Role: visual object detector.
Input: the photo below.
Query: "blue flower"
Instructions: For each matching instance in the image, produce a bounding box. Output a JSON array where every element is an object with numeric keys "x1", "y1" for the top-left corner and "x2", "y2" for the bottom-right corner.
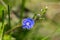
[{"x1": 22, "y1": 18, "x2": 35, "y2": 30}]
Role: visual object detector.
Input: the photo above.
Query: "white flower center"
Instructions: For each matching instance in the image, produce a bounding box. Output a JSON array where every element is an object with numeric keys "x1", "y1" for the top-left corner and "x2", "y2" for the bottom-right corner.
[{"x1": 26, "y1": 22, "x2": 30, "y2": 26}]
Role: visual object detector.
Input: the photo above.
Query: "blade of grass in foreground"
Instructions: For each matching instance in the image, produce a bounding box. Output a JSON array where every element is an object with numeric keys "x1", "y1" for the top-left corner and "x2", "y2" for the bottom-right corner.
[
  {"x1": 7, "y1": 5, "x2": 12, "y2": 40},
  {"x1": 20, "y1": 0, "x2": 26, "y2": 23},
  {"x1": 1, "y1": 10, "x2": 4, "y2": 40},
  {"x1": 8, "y1": 5, "x2": 11, "y2": 32}
]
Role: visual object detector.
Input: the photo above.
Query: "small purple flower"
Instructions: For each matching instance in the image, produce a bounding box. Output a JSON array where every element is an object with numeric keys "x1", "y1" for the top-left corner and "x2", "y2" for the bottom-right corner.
[{"x1": 22, "y1": 18, "x2": 35, "y2": 30}]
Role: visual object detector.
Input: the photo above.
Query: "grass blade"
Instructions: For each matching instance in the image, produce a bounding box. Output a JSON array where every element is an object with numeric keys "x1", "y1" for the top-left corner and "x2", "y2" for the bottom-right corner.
[
  {"x1": 20, "y1": 0, "x2": 26, "y2": 23},
  {"x1": 1, "y1": 10, "x2": 5, "y2": 40}
]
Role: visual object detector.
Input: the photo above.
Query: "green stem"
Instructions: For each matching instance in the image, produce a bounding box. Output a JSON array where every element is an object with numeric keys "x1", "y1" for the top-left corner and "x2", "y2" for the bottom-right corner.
[
  {"x1": 20, "y1": 0, "x2": 26, "y2": 23},
  {"x1": 5, "y1": 23, "x2": 21, "y2": 34},
  {"x1": 8, "y1": 5, "x2": 11, "y2": 30},
  {"x1": 7, "y1": 5, "x2": 11, "y2": 40},
  {"x1": 1, "y1": 10, "x2": 4, "y2": 40}
]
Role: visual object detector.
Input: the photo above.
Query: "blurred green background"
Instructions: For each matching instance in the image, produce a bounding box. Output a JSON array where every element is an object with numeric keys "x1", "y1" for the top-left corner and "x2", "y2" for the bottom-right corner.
[{"x1": 0, "y1": 0, "x2": 60, "y2": 40}]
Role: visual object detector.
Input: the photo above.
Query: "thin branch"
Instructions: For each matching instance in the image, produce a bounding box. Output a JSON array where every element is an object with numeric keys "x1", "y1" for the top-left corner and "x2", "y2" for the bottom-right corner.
[{"x1": 5, "y1": 23, "x2": 22, "y2": 34}]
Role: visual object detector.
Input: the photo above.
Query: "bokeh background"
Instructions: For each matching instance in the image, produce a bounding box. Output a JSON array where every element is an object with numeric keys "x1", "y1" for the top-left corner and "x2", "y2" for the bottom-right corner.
[{"x1": 0, "y1": 0, "x2": 60, "y2": 40}]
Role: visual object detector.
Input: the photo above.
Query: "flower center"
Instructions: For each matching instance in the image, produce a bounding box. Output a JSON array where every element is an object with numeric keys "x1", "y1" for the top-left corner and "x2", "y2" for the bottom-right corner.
[{"x1": 26, "y1": 22, "x2": 30, "y2": 26}]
